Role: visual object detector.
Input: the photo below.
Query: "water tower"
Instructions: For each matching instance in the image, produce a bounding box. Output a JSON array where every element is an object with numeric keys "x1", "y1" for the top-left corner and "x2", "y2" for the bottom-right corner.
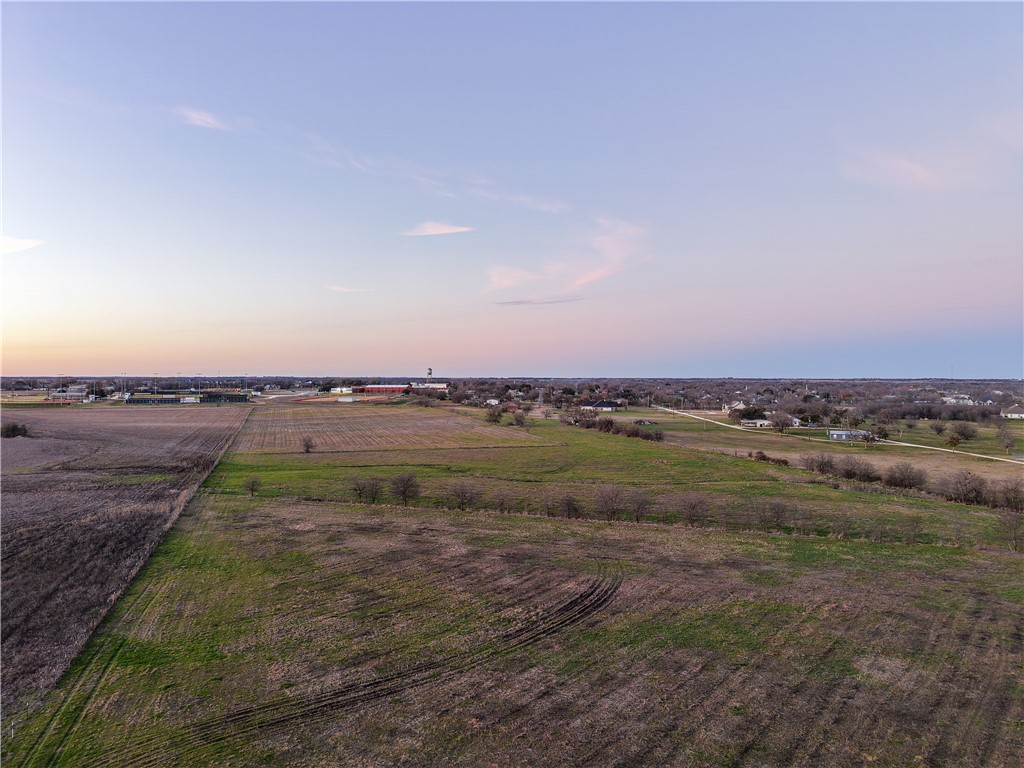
[{"x1": 427, "y1": 367, "x2": 433, "y2": 382}]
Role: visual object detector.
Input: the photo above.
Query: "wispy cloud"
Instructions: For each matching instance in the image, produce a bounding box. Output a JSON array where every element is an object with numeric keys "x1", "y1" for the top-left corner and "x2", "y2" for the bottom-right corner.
[
  {"x1": 487, "y1": 266, "x2": 540, "y2": 290},
  {"x1": 328, "y1": 285, "x2": 374, "y2": 294},
  {"x1": 570, "y1": 216, "x2": 647, "y2": 289},
  {"x1": 841, "y1": 149, "x2": 944, "y2": 190},
  {"x1": 468, "y1": 187, "x2": 569, "y2": 213},
  {"x1": 2, "y1": 235, "x2": 45, "y2": 255},
  {"x1": 175, "y1": 107, "x2": 230, "y2": 131},
  {"x1": 485, "y1": 216, "x2": 649, "y2": 296},
  {"x1": 840, "y1": 120, "x2": 1017, "y2": 192},
  {"x1": 403, "y1": 221, "x2": 474, "y2": 237},
  {"x1": 497, "y1": 295, "x2": 582, "y2": 306}
]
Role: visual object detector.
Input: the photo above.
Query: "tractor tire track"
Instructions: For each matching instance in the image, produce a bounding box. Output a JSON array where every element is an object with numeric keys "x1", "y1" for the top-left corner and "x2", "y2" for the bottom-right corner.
[{"x1": 75, "y1": 567, "x2": 622, "y2": 768}]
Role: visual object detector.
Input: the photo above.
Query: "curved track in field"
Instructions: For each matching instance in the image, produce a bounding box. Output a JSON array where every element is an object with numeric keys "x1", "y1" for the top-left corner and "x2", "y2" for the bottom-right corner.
[{"x1": 71, "y1": 565, "x2": 623, "y2": 768}]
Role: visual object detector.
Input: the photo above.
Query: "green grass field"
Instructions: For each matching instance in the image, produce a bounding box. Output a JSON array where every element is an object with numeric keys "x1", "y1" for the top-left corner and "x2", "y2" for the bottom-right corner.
[{"x1": 5, "y1": 403, "x2": 1022, "y2": 767}]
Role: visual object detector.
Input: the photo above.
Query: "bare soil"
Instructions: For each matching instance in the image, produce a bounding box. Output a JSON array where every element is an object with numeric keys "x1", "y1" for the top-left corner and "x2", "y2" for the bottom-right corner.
[{"x1": 0, "y1": 406, "x2": 250, "y2": 708}]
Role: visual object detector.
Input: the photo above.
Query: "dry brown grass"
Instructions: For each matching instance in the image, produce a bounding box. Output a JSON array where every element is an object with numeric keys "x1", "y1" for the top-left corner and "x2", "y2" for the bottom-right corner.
[
  {"x1": 233, "y1": 403, "x2": 552, "y2": 453},
  {"x1": 0, "y1": 406, "x2": 250, "y2": 709}
]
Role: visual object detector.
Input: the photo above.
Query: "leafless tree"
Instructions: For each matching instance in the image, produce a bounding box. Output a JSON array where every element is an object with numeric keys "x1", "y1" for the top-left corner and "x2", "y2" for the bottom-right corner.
[
  {"x1": 447, "y1": 480, "x2": 482, "y2": 510},
  {"x1": 243, "y1": 476, "x2": 262, "y2": 497},
  {"x1": 352, "y1": 476, "x2": 384, "y2": 503},
  {"x1": 491, "y1": 489, "x2": 515, "y2": 514},
  {"x1": 678, "y1": 492, "x2": 710, "y2": 526},
  {"x1": 999, "y1": 478, "x2": 1024, "y2": 514},
  {"x1": 627, "y1": 490, "x2": 653, "y2": 522},
  {"x1": 390, "y1": 472, "x2": 421, "y2": 506},
  {"x1": 950, "y1": 422, "x2": 978, "y2": 442},
  {"x1": 929, "y1": 421, "x2": 946, "y2": 436},
  {"x1": 945, "y1": 433, "x2": 962, "y2": 450},
  {"x1": 512, "y1": 411, "x2": 527, "y2": 427},
  {"x1": 485, "y1": 406, "x2": 503, "y2": 424},
  {"x1": 559, "y1": 493, "x2": 583, "y2": 519},
  {"x1": 770, "y1": 411, "x2": 794, "y2": 433},
  {"x1": 301, "y1": 436, "x2": 315, "y2": 453},
  {"x1": 997, "y1": 425, "x2": 1017, "y2": 455},
  {"x1": 997, "y1": 509, "x2": 1023, "y2": 552},
  {"x1": 594, "y1": 485, "x2": 624, "y2": 520},
  {"x1": 900, "y1": 515, "x2": 924, "y2": 545}
]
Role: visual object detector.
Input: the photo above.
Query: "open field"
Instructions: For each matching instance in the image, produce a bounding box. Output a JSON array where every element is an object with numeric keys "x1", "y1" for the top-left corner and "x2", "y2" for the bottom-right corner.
[
  {"x1": 1, "y1": 406, "x2": 251, "y2": 709},
  {"x1": 6, "y1": 495, "x2": 1022, "y2": 767},
  {"x1": 233, "y1": 402, "x2": 556, "y2": 453},
  {"x1": 625, "y1": 408, "x2": 1024, "y2": 487},
  {"x1": 5, "y1": 403, "x2": 1022, "y2": 766}
]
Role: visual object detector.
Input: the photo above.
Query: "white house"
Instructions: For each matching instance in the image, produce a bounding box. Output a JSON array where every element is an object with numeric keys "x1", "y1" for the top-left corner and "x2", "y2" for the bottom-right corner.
[{"x1": 1001, "y1": 405, "x2": 1024, "y2": 420}]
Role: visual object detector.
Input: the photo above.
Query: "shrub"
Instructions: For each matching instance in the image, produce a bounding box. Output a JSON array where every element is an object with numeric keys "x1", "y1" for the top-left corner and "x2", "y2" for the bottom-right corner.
[
  {"x1": 883, "y1": 462, "x2": 927, "y2": 490},
  {"x1": 929, "y1": 422, "x2": 946, "y2": 436},
  {"x1": 512, "y1": 411, "x2": 527, "y2": 427},
  {"x1": 998, "y1": 478, "x2": 1024, "y2": 514},
  {"x1": 301, "y1": 436, "x2": 315, "y2": 453},
  {"x1": 485, "y1": 406, "x2": 504, "y2": 424},
  {"x1": 836, "y1": 456, "x2": 879, "y2": 482},
  {"x1": 1, "y1": 422, "x2": 28, "y2": 438},
  {"x1": 801, "y1": 452, "x2": 836, "y2": 475},
  {"x1": 651, "y1": 429, "x2": 665, "y2": 442},
  {"x1": 950, "y1": 422, "x2": 978, "y2": 441},
  {"x1": 595, "y1": 417, "x2": 615, "y2": 433},
  {"x1": 942, "y1": 471, "x2": 989, "y2": 506}
]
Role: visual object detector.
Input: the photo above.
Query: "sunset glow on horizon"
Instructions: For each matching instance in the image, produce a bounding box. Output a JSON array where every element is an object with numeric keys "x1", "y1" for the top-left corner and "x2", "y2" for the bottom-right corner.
[{"x1": 3, "y1": 2, "x2": 1021, "y2": 378}]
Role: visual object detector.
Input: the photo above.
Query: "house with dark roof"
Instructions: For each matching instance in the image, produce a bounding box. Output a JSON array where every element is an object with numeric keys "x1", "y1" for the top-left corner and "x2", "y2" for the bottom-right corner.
[
  {"x1": 580, "y1": 400, "x2": 621, "y2": 412},
  {"x1": 1000, "y1": 405, "x2": 1024, "y2": 420}
]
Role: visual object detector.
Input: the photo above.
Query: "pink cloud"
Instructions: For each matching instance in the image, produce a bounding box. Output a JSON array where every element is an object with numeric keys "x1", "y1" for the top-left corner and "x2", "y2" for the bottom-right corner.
[
  {"x1": 487, "y1": 266, "x2": 539, "y2": 290},
  {"x1": 175, "y1": 107, "x2": 229, "y2": 131},
  {"x1": 569, "y1": 217, "x2": 647, "y2": 289},
  {"x1": 403, "y1": 221, "x2": 474, "y2": 237}
]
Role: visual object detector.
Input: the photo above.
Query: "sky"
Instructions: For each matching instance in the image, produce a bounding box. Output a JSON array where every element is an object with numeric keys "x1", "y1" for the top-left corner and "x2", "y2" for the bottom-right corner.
[{"x1": 2, "y1": 1, "x2": 1022, "y2": 378}]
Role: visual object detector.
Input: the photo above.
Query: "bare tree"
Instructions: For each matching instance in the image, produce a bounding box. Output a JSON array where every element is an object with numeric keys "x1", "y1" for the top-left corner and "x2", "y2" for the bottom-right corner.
[
  {"x1": 301, "y1": 436, "x2": 315, "y2": 453},
  {"x1": 559, "y1": 493, "x2": 583, "y2": 519},
  {"x1": 390, "y1": 472, "x2": 421, "y2": 506},
  {"x1": 485, "y1": 406, "x2": 503, "y2": 425},
  {"x1": 950, "y1": 422, "x2": 978, "y2": 442},
  {"x1": 945, "y1": 433, "x2": 962, "y2": 450},
  {"x1": 447, "y1": 480, "x2": 482, "y2": 510},
  {"x1": 243, "y1": 476, "x2": 262, "y2": 497},
  {"x1": 594, "y1": 485, "x2": 624, "y2": 520},
  {"x1": 770, "y1": 411, "x2": 794, "y2": 433},
  {"x1": 678, "y1": 492, "x2": 710, "y2": 527},
  {"x1": 900, "y1": 515, "x2": 924, "y2": 545},
  {"x1": 999, "y1": 478, "x2": 1024, "y2": 514},
  {"x1": 512, "y1": 411, "x2": 527, "y2": 427},
  {"x1": 627, "y1": 490, "x2": 653, "y2": 522},
  {"x1": 929, "y1": 421, "x2": 946, "y2": 436},
  {"x1": 997, "y1": 425, "x2": 1018, "y2": 455},
  {"x1": 491, "y1": 489, "x2": 515, "y2": 514},
  {"x1": 352, "y1": 476, "x2": 384, "y2": 503}
]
